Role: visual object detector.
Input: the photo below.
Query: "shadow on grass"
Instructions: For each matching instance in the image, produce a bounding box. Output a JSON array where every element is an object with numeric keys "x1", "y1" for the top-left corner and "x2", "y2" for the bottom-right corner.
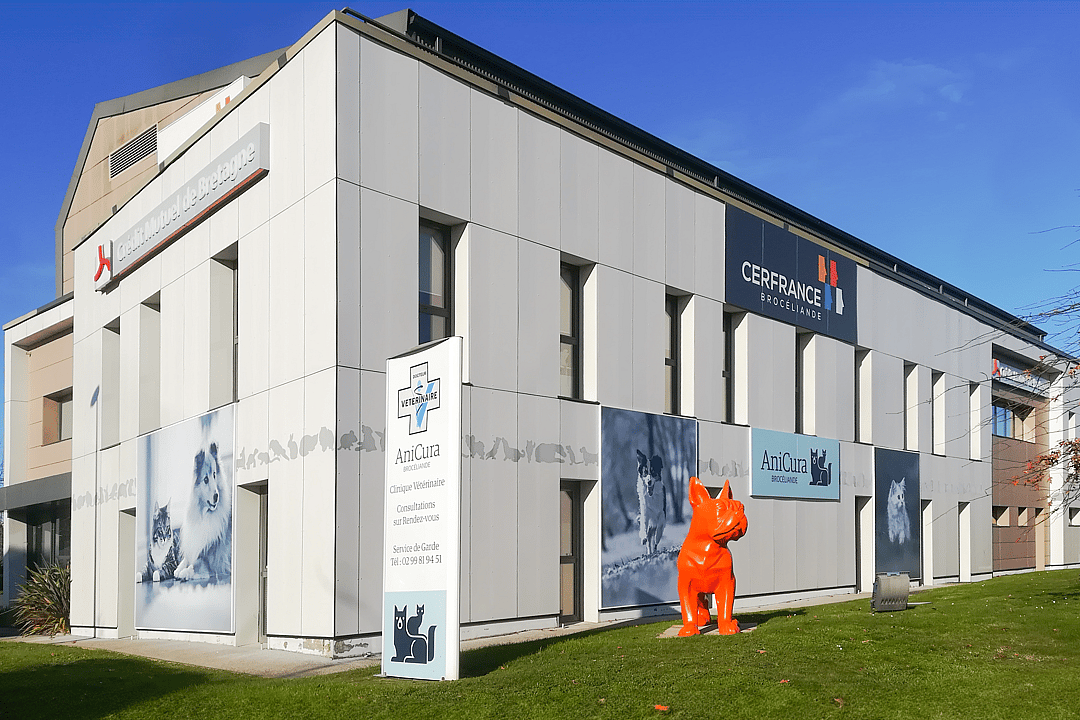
[
  {"x1": 736, "y1": 608, "x2": 805, "y2": 630},
  {"x1": 460, "y1": 622, "x2": 635, "y2": 679},
  {"x1": 1, "y1": 652, "x2": 212, "y2": 720},
  {"x1": 460, "y1": 610, "x2": 804, "y2": 678}
]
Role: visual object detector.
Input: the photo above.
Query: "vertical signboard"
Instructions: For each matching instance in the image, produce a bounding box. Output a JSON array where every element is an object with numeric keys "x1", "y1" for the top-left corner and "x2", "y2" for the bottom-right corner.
[
  {"x1": 874, "y1": 448, "x2": 921, "y2": 579},
  {"x1": 751, "y1": 428, "x2": 840, "y2": 500},
  {"x1": 382, "y1": 337, "x2": 462, "y2": 681}
]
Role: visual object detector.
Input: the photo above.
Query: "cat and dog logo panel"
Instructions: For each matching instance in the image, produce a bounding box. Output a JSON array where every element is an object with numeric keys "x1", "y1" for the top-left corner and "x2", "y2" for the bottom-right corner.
[
  {"x1": 383, "y1": 590, "x2": 445, "y2": 674},
  {"x1": 751, "y1": 428, "x2": 840, "y2": 501},
  {"x1": 136, "y1": 404, "x2": 235, "y2": 633}
]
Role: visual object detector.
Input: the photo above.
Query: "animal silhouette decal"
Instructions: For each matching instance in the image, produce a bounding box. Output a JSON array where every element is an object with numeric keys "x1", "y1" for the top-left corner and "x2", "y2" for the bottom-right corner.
[
  {"x1": 636, "y1": 449, "x2": 667, "y2": 555},
  {"x1": 676, "y1": 477, "x2": 748, "y2": 636},
  {"x1": 390, "y1": 604, "x2": 437, "y2": 664}
]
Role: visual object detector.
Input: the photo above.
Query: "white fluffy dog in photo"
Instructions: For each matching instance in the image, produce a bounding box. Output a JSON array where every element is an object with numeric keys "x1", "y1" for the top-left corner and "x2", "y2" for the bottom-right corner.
[{"x1": 175, "y1": 441, "x2": 232, "y2": 581}]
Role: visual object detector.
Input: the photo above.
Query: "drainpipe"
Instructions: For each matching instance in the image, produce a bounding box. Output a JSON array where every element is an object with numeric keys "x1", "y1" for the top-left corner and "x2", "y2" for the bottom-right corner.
[{"x1": 90, "y1": 386, "x2": 100, "y2": 638}]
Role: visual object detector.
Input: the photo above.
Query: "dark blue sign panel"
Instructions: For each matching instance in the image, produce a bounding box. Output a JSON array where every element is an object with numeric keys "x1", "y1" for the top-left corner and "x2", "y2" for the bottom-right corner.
[
  {"x1": 725, "y1": 206, "x2": 858, "y2": 344},
  {"x1": 751, "y1": 428, "x2": 840, "y2": 500}
]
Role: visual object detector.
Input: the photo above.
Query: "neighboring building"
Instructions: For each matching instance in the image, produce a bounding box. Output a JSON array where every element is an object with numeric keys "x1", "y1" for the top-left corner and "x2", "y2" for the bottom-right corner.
[{"x1": 2, "y1": 8, "x2": 1078, "y2": 655}]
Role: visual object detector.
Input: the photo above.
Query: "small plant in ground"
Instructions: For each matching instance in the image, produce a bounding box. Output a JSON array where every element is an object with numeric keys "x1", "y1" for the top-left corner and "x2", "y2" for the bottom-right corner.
[{"x1": 13, "y1": 563, "x2": 70, "y2": 636}]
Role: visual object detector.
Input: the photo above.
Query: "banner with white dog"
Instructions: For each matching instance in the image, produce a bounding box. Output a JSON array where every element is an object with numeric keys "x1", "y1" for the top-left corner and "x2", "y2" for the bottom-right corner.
[
  {"x1": 600, "y1": 407, "x2": 696, "y2": 609},
  {"x1": 136, "y1": 405, "x2": 235, "y2": 633}
]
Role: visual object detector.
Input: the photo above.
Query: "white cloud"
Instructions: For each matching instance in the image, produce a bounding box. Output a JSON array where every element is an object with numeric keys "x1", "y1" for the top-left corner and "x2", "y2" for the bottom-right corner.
[{"x1": 813, "y1": 60, "x2": 968, "y2": 126}]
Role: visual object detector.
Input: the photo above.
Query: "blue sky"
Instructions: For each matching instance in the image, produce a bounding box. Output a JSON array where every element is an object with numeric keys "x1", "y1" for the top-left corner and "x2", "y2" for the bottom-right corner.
[{"x1": 1, "y1": 1, "x2": 1078, "y2": 348}]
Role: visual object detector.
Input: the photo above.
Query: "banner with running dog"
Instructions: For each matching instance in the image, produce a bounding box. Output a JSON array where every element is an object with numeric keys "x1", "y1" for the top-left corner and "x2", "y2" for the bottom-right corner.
[
  {"x1": 600, "y1": 407, "x2": 696, "y2": 609},
  {"x1": 136, "y1": 405, "x2": 235, "y2": 633}
]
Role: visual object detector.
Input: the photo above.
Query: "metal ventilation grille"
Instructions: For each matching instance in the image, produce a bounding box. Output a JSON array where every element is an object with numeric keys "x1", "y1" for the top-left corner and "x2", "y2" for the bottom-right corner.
[{"x1": 109, "y1": 125, "x2": 158, "y2": 179}]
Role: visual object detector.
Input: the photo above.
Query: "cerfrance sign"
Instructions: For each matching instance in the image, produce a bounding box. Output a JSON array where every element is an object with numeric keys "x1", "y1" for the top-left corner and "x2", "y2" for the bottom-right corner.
[
  {"x1": 751, "y1": 428, "x2": 840, "y2": 501},
  {"x1": 94, "y1": 123, "x2": 269, "y2": 291},
  {"x1": 382, "y1": 336, "x2": 462, "y2": 681},
  {"x1": 725, "y1": 205, "x2": 858, "y2": 344}
]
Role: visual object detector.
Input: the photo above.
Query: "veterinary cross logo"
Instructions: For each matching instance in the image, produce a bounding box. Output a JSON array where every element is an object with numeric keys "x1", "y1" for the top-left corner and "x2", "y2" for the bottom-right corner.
[
  {"x1": 94, "y1": 241, "x2": 112, "y2": 289},
  {"x1": 398, "y1": 362, "x2": 441, "y2": 435}
]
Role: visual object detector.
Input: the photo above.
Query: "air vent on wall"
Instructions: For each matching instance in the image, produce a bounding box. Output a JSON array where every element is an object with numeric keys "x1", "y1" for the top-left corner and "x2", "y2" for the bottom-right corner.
[{"x1": 109, "y1": 125, "x2": 158, "y2": 179}]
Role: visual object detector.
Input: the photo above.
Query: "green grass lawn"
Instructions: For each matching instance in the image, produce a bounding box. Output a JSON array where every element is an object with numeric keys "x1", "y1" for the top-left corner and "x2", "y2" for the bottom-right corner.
[{"x1": 2, "y1": 570, "x2": 1079, "y2": 719}]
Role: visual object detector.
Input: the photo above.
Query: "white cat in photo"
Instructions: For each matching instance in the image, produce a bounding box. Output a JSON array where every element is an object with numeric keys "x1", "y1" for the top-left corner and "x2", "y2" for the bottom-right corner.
[{"x1": 887, "y1": 477, "x2": 910, "y2": 544}]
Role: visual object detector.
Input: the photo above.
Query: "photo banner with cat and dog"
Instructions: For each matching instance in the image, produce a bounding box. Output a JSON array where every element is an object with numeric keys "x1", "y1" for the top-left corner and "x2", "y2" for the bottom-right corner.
[
  {"x1": 136, "y1": 404, "x2": 235, "y2": 633},
  {"x1": 600, "y1": 407, "x2": 696, "y2": 609},
  {"x1": 382, "y1": 336, "x2": 462, "y2": 681}
]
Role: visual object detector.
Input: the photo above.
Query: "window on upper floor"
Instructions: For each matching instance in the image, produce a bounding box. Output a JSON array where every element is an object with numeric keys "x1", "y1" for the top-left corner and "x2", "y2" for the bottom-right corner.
[
  {"x1": 665, "y1": 294, "x2": 680, "y2": 415},
  {"x1": 419, "y1": 221, "x2": 452, "y2": 345},
  {"x1": 560, "y1": 263, "x2": 582, "y2": 399},
  {"x1": 723, "y1": 311, "x2": 739, "y2": 423},
  {"x1": 855, "y1": 348, "x2": 869, "y2": 442},
  {"x1": 43, "y1": 390, "x2": 73, "y2": 445},
  {"x1": 795, "y1": 331, "x2": 812, "y2": 434},
  {"x1": 932, "y1": 370, "x2": 945, "y2": 454},
  {"x1": 992, "y1": 400, "x2": 1029, "y2": 440}
]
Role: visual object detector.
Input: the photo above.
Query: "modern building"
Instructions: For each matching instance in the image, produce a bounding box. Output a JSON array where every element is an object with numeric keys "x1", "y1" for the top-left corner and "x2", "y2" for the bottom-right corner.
[{"x1": 3, "y1": 8, "x2": 1078, "y2": 656}]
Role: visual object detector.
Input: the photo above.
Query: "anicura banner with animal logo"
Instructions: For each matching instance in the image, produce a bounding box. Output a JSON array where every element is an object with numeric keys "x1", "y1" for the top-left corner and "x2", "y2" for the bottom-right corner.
[
  {"x1": 382, "y1": 337, "x2": 462, "y2": 681},
  {"x1": 136, "y1": 404, "x2": 235, "y2": 633},
  {"x1": 750, "y1": 429, "x2": 840, "y2": 501},
  {"x1": 600, "y1": 407, "x2": 696, "y2": 609}
]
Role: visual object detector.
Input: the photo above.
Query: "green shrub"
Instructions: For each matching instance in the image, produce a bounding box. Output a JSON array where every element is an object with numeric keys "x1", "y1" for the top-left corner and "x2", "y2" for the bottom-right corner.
[{"x1": 13, "y1": 564, "x2": 70, "y2": 636}]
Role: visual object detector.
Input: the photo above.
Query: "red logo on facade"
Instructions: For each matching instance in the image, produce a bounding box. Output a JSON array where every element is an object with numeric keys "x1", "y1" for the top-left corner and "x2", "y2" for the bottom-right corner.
[{"x1": 94, "y1": 244, "x2": 111, "y2": 282}]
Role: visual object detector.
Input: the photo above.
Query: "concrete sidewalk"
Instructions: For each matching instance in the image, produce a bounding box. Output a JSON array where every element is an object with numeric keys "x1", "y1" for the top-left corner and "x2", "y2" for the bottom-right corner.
[{"x1": 1, "y1": 589, "x2": 872, "y2": 679}]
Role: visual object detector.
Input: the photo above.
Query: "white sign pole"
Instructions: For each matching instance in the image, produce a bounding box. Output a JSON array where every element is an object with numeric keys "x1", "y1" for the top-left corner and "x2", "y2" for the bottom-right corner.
[{"x1": 382, "y1": 337, "x2": 462, "y2": 681}]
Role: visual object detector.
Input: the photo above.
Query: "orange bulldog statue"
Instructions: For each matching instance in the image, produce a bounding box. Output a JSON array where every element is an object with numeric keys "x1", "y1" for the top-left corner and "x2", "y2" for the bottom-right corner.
[{"x1": 676, "y1": 477, "x2": 748, "y2": 636}]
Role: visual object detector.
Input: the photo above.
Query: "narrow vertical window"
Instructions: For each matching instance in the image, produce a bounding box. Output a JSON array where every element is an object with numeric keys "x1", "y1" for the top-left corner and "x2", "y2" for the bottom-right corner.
[
  {"x1": 723, "y1": 311, "x2": 736, "y2": 423},
  {"x1": 795, "y1": 332, "x2": 811, "y2": 434},
  {"x1": 560, "y1": 263, "x2": 581, "y2": 399},
  {"x1": 903, "y1": 362, "x2": 916, "y2": 450},
  {"x1": 665, "y1": 295, "x2": 680, "y2": 415},
  {"x1": 101, "y1": 318, "x2": 121, "y2": 448},
  {"x1": 932, "y1": 370, "x2": 945, "y2": 453},
  {"x1": 139, "y1": 295, "x2": 162, "y2": 434},
  {"x1": 210, "y1": 249, "x2": 237, "y2": 409},
  {"x1": 855, "y1": 349, "x2": 869, "y2": 442},
  {"x1": 419, "y1": 221, "x2": 451, "y2": 344}
]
